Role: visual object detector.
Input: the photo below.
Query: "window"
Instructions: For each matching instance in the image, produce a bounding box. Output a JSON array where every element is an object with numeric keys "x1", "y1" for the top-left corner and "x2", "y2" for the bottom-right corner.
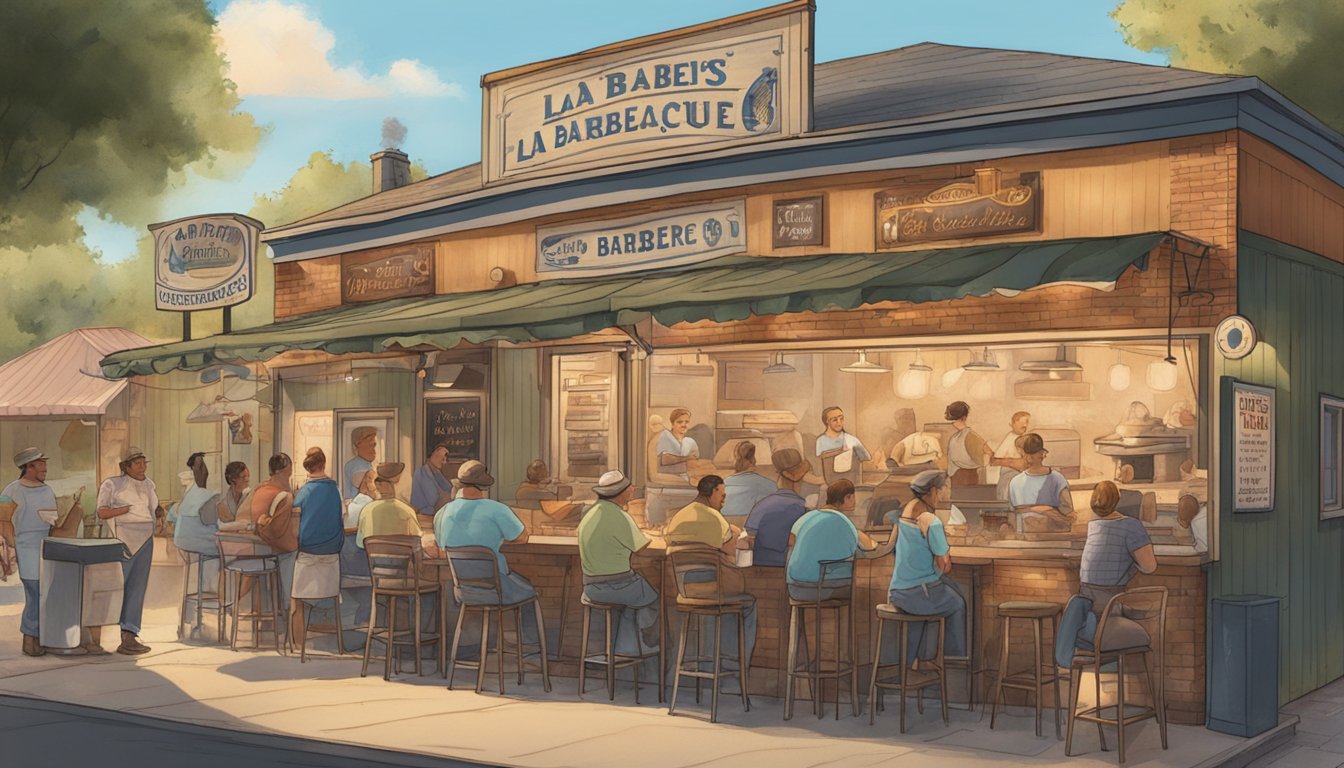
[{"x1": 1323, "y1": 394, "x2": 1344, "y2": 518}]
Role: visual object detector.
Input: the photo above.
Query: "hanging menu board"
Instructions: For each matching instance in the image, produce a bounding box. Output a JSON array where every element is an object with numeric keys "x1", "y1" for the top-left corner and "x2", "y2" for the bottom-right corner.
[
  {"x1": 1222, "y1": 378, "x2": 1275, "y2": 513},
  {"x1": 425, "y1": 397, "x2": 482, "y2": 462}
]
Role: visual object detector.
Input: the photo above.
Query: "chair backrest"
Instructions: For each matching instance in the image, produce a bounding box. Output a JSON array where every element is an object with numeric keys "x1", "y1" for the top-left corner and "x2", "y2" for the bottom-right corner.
[
  {"x1": 1095, "y1": 585, "x2": 1168, "y2": 654},
  {"x1": 442, "y1": 545, "x2": 503, "y2": 601},
  {"x1": 667, "y1": 543, "x2": 727, "y2": 602},
  {"x1": 363, "y1": 535, "x2": 422, "y2": 591}
]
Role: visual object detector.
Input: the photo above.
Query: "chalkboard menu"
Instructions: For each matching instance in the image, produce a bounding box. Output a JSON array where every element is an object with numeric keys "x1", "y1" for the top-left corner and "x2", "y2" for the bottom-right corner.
[
  {"x1": 772, "y1": 195, "x2": 825, "y2": 247},
  {"x1": 425, "y1": 397, "x2": 482, "y2": 462}
]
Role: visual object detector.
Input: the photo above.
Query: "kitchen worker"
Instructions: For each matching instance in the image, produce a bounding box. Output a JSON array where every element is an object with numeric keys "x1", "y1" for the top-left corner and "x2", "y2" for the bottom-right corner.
[
  {"x1": 96, "y1": 446, "x2": 163, "y2": 655},
  {"x1": 0, "y1": 447, "x2": 87, "y2": 657},
  {"x1": 343, "y1": 426, "x2": 379, "y2": 501},
  {"x1": 1008, "y1": 433, "x2": 1076, "y2": 532},
  {"x1": 944, "y1": 401, "x2": 991, "y2": 487},
  {"x1": 656, "y1": 408, "x2": 699, "y2": 483},
  {"x1": 816, "y1": 406, "x2": 871, "y2": 468},
  {"x1": 991, "y1": 411, "x2": 1032, "y2": 499}
]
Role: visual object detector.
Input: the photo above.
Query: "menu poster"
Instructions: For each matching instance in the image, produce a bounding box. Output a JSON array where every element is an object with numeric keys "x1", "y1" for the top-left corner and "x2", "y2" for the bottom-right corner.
[
  {"x1": 426, "y1": 397, "x2": 482, "y2": 462},
  {"x1": 1222, "y1": 378, "x2": 1276, "y2": 513}
]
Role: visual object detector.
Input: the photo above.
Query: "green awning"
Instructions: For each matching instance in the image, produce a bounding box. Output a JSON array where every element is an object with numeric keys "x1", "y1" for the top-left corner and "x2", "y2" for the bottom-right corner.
[{"x1": 101, "y1": 233, "x2": 1165, "y2": 378}]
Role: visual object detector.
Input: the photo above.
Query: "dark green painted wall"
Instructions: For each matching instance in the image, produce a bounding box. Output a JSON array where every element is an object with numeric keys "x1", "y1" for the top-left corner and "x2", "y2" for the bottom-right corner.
[{"x1": 1212, "y1": 231, "x2": 1344, "y2": 702}]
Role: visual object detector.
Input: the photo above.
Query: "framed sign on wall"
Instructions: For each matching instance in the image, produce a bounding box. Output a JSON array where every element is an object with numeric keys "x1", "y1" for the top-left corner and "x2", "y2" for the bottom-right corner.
[{"x1": 1221, "y1": 377, "x2": 1276, "y2": 514}]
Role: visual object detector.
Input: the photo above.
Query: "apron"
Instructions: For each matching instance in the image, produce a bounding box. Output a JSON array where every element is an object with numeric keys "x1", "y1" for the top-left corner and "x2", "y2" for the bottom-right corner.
[
  {"x1": 105, "y1": 477, "x2": 156, "y2": 557},
  {"x1": 7, "y1": 482, "x2": 57, "y2": 582}
]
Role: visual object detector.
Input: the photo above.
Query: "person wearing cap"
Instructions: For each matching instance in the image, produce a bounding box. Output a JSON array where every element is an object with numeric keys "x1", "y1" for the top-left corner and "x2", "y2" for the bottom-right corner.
[
  {"x1": 434, "y1": 461, "x2": 539, "y2": 642},
  {"x1": 1007, "y1": 432, "x2": 1076, "y2": 532},
  {"x1": 96, "y1": 447, "x2": 163, "y2": 655},
  {"x1": 411, "y1": 443, "x2": 455, "y2": 517},
  {"x1": 343, "y1": 426, "x2": 379, "y2": 502},
  {"x1": 358, "y1": 462, "x2": 438, "y2": 556},
  {"x1": 887, "y1": 470, "x2": 967, "y2": 664},
  {"x1": 721, "y1": 442, "x2": 776, "y2": 523},
  {"x1": 576, "y1": 469, "x2": 660, "y2": 655},
  {"x1": 744, "y1": 449, "x2": 813, "y2": 568},
  {"x1": 944, "y1": 401, "x2": 992, "y2": 487},
  {"x1": 787, "y1": 480, "x2": 880, "y2": 602},
  {"x1": 0, "y1": 447, "x2": 86, "y2": 657}
]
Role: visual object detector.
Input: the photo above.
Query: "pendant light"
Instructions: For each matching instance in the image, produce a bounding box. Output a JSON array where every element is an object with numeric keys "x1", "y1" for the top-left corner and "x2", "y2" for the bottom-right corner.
[
  {"x1": 897, "y1": 349, "x2": 933, "y2": 399},
  {"x1": 763, "y1": 352, "x2": 797, "y2": 375},
  {"x1": 1108, "y1": 349, "x2": 1131, "y2": 391},
  {"x1": 961, "y1": 347, "x2": 1001, "y2": 371},
  {"x1": 840, "y1": 350, "x2": 890, "y2": 374},
  {"x1": 941, "y1": 366, "x2": 965, "y2": 389},
  {"x1": 1148, "y1": 358, "x2": 1179, "y2": 391}
]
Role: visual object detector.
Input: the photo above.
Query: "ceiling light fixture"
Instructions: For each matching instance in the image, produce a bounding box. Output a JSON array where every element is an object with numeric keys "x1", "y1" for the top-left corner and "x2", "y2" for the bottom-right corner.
[
  {"x1": 897, "y1": 349, "x2": 933, "y2": 399},
  {"x1": 763, "y1": 352, "x2": 796, "y2": 375},
  {"x1": 840, "y1": 350, "x2": 890, "y2": 374}
]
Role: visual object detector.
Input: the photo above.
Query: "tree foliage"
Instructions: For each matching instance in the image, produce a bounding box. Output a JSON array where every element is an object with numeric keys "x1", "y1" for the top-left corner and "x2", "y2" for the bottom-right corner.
[{"x1": 1114, "y1": 0, "x2": 1344, "y2": 133}]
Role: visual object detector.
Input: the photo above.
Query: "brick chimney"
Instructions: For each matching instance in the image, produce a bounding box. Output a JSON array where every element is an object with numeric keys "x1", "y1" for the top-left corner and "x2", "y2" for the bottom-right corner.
[{"x1": 371, "y1": 149, "x2": 411, "y2": 193}]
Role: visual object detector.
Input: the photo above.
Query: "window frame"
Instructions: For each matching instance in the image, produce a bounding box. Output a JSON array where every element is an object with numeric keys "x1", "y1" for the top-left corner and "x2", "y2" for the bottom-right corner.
[{"x1": 1322, "y1": 393, "x2": 1344, "y2": 519}]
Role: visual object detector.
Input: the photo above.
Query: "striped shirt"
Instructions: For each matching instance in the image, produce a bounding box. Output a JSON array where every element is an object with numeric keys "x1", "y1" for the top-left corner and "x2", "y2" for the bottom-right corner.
[{"x1": 1080, "y1": 515, "x2": 1151, "y2": 587}]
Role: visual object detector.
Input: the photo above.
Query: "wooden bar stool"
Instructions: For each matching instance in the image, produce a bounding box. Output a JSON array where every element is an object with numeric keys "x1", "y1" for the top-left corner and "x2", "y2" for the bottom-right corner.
[
  {"x1": 783, "y1": 558, "x2": 860, "y2": 721},
  {"x1": 179, "y1": 549, "x2": 226, "y2": 643},
  {"x1": 867, "y1": 604, "x2": 949, "y2": 732},
  {"x1": 362, "y1": 536, "x2": 442, "y2": 680},
  {"x1": 1066, "y1": 586, "x2": 1169, "y2": 765},
  {"x1": 988, "y1": 600, "x2": 1064, "y2": 738},
  {"x1": 221, "y1": 552, "x2": 284, "y2": 654},
  {"x1": 442, "y1": 545, "x2": 550, "y2": 695},
  {"x1": 578, "y1": 596, "x2": 663, "y2": 704},
  {"x1": 668, "y1": 544, "x2": 752, "y2": 723}
]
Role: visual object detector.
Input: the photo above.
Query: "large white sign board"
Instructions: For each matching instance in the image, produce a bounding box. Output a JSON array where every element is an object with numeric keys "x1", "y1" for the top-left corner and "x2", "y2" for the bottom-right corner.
[
  {"x1": 482, "y1": 1, "x2": 812, "y2": 184},
  {"x1": 150, "y1": 213, "x2": 262, "y2": 311}
]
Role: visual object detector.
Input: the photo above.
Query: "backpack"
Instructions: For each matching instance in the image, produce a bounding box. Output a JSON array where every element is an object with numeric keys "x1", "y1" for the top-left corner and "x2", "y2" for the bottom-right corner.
[{"x1": 255, "y1": 489, "x2": 298, "y2": 553}]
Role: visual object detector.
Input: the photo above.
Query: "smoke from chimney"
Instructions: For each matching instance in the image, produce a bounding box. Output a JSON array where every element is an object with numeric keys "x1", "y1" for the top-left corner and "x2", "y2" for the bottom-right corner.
[{"x1": 381, "y1": 117, "x2": 408, "y2": 150}]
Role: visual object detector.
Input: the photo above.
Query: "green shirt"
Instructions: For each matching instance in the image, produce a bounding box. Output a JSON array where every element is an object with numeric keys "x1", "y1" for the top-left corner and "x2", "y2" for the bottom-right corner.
[
  {"x1": 665, "y1": 501, "x2": 731, "y2": 548},
  {"x1": 577, "y1": 499, "x2": 649, "y2": 577},
  {"x1": 357, "y1": 497, "x2": 422, "y2": 548}
]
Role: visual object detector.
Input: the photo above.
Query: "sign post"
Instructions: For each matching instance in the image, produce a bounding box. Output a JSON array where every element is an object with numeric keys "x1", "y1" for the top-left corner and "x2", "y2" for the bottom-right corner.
[{"x1": 149, "y1": 213, "x2": 263, "y2": 340}]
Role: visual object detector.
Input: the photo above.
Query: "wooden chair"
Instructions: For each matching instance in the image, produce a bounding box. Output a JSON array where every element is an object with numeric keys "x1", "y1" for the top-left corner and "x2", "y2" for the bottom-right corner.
[
  {"x1": 442, "y1": 545, "x2": 550, "y2": 695},
  {"x1": 868, "y1": 604, "x2": 949, "y2": 732},
  {"x1": 784, "y1": 556, "x2": 860, "y2": 721},
  {"x1": 361, "y1": 535, "x2": 441, "y2": 680},
  {"x1": 668, "y1": 543, "x2": 752, "y2": 723},
  {"x1": 1066, "y1": 586, "x2": 1169, "y2": 765}
]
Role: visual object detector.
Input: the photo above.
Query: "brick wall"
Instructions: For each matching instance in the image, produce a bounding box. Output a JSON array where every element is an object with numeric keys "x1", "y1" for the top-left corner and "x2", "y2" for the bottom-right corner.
[{"x1": 274, "y1": 256, "x2": 341, "y2": 318}]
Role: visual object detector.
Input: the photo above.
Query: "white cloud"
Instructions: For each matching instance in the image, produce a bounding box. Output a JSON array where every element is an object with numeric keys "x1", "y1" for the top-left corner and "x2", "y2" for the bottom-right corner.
[{"x1": 216, "y1": 0, "x2": 461, "y2": 100}]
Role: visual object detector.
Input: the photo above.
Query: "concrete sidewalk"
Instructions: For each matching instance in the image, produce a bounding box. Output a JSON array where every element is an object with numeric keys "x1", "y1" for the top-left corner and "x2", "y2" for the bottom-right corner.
[{"x1": 0, "y1": 564, "x2": 1292, "y2": 768}]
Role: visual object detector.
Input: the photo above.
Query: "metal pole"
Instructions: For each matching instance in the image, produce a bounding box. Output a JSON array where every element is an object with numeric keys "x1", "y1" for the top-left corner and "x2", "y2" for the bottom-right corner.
[
  {"x1": 183, "y1": 311, "x2": 192, "y2": 342},
  {"x1": 223, "y1": 306, "x2": 232, "y2": 334}
]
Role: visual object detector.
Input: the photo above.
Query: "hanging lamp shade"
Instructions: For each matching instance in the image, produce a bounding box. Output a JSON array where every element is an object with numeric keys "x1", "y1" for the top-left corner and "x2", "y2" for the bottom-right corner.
[{"x1": 840, "y1": 350, "x2": 890, "y2": 374}]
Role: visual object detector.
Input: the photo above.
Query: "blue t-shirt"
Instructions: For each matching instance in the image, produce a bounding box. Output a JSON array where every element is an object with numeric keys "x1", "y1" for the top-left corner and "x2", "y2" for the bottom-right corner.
[
  {"x1": 889, "y1": 517, "x2": 950, "y2": 591},
  {"x1": 294, "y1": 477, "x2": 345, "y2": 554},
  {"x1": 434, "y1": 497, "x2": 525, "y2": 574},
  {"x1": 1008, "y1": 469, "x2": 1070, "y2": 508},
  {"x1": 343, "y1": 456, "x2": 374, "y2": 501},
  {"x1": 1, "y1": 480, "x2": 59, "y2": 581},
  {"x1": 410, "y1": 463, "x2": 453, "y2": 516},
  {"x1": 745, "y1": 490, "x2": 807, "y2": 568},
  {"x1": 722, "y1": 471, "x2": 777, "y2": 520},
  {"x1": 1081, "y1": 515, "x2": 1152, "y2": 587},
  {"x1": 787, "y1": 508, "x2": 860, "y2": 583}
]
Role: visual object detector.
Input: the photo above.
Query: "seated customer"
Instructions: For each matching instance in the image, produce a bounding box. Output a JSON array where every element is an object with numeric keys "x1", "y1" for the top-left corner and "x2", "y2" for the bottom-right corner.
[
  {"x1": 1008, "y1": 433, "x2": 1076, "y2": 532},
  {"x1": 888, "y1": 470, "x2": 967, "y2": 663},
  {"x1": 665, "y1": 474, "x2": 757, "y2": 669},
  {"x1": 787, "y1": 480, "x2": 879, "y2": 601},
  {"x1": 1054, "y1": 480, "x2": 1158, "y2": 667},
  {"x1": 434, "y1": 461, "x2": 536, "y2": 632},
  {"x1": 745, "y1": 449, "x2": 813, "y2": 568},
  {"x1": 576, "y1": 469, "x2": 660, "y2": 656},
  {"x1": 515, "y1": 460, "x2": 568, "y2": 509},
  {"x1": 358, "y1": 462, "x2": 439, "y2": 558},
  {"x1": 721, "y1": 442, "x2": 777, "y2": 523},
  {"x1": 410, "y1": 443, "x2": 454, "y2": 517},
  {"x1": 173, "y1": 452, "x2": 221, "y2": 556}
]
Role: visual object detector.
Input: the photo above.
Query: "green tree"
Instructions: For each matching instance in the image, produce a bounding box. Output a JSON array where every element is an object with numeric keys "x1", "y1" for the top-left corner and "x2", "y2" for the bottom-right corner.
[{"x1": 1114, "y1": 0, "x2": 1344, "y2": 133}]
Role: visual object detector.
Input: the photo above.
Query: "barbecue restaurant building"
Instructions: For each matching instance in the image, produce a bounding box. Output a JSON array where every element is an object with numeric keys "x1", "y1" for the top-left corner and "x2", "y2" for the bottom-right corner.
[{"x1": 102, "y1": 2, "x2": 1344, "y2": 724}]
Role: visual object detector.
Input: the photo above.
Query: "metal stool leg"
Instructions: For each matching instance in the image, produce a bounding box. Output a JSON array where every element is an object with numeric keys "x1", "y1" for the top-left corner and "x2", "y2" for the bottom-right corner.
[
  {"x1": 532, "y1": 599, "x2": 551, "y2": 693},
  {"x1": 709, "y1": 614, "x2": 722, "y2": 724},
  {"x1": 361, "y1": 592, "x2": 377, "y2": 677},
  {"x1": 669, "y1": 608, "x2": 690, "y2": 715},
  {"x1": 604, "y1": 608, "x2": 615, "y2": 702},
  {"x1": 475, "y1": 608, "x2": 490, "y2": 694},
  {"x1": 578, "y1": 605, "x2": 591, "y2": 698},
  {"x1": 784, "y1": 605, "x2": 799, "y2": 721},
  {"x1": 990, "y1": 615, "x2": 1009, "y2": 729},
  {"x1": 737, "y1": 609, "x2": 750, "y2": 713},
  {"x1": 1033, "y1": 616, "x2": 1044, "y2": 737},
  {"x1": 446, "y1": 603, "x2": 467, "y2": 687},
  {"x1": 1065, "y1": 664, "x2": 1082, "y2": 756}
]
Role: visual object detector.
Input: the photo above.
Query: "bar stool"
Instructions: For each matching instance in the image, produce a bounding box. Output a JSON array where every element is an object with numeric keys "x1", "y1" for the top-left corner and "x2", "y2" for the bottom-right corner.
[
  {"x1": 178, "y1": 548, "x2": 226, "y2": 642},
  {"x1": 784, "y1": 558, "x2": 860, "y2": 721},
  {"x1": 221, "y1": 552, "x2": 285, "y2": 653},
  {"x1": 578, "y1": 595, "x2": 663, "y2": 704},
  {"x1": 989, "y1": 600, "x2": 1063, "y2": 738},
  {"x1": 1066, "y1": 586, "x2": 1169, "y2": 765},
  {"x1": 668, "y1": 544, "x2": 752, "y2": 723},
  {"x1": 867, "y1": 604, "x2": 949, "y2": 732},
  {"x1": 290, "y1": 552, "x2": 346, "y2": 662},
  {"x1": 362, "y1": 535, "x2": 442, "y2": 680},
  {"x1": 442, "y1": 545, "x2": 550, "y2": 695}
]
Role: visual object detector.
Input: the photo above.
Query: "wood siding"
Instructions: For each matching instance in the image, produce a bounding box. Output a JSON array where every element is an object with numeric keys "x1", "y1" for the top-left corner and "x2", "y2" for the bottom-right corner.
[
  {"x1": 491, "y1": 348, "x2": 543, "y2": 505},
  {"x1": 1213, "y1": 232, "x2": 1344, "y2": 703},
  {"x1": 1240, "y1": 132, "x2": 1344, "y2": 265}
]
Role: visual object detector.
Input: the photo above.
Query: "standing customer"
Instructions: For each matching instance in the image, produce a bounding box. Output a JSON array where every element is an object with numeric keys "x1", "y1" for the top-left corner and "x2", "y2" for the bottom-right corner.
[
  {"x1": 96, "y1": 447, "x2": 162, "y2": 655},
  {"x1": 292, "y1": 448, "x2": 344, "y2": 639},
  {"x1": 576, "y1": 469, "x2": 660, "y2": 656},
  {"x1": 887, "y1": 470, "x2": 967, "y2": 663},
  {"x1": 410, "y1": 443, "x2": 455, "y2": 516},
  {"x1": 0, "y1": 448, "x2": 85, "y2": 657}
]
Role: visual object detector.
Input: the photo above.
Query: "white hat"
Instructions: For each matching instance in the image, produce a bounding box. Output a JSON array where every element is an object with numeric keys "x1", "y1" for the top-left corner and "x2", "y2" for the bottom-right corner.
[
  {"x1": 593, "y1": 470, "x2": 632, "y2": 498},
  {"x1": 13, "y1": 447, "x2": 48, "y2": 468}
]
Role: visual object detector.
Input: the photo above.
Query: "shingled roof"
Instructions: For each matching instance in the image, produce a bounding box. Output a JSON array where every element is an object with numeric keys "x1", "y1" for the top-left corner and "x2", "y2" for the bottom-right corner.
[{"x1": 265, "y1": 43, "x2": 1239, "y2": 237}]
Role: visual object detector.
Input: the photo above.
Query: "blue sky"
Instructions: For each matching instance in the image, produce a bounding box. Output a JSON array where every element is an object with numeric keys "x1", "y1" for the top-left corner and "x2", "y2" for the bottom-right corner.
[{"x1": 84, "y1": 0, "x2": 1167, "y2": 260}]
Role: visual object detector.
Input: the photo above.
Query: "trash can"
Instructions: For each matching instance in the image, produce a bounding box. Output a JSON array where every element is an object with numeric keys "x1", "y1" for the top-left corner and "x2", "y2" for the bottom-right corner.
[
  {"x1": 39, "y1": 537, "x2": 126, "y2": 654},
  {"x1": 1208, "y1": 594, "x2": 1280, "y2": 737}
]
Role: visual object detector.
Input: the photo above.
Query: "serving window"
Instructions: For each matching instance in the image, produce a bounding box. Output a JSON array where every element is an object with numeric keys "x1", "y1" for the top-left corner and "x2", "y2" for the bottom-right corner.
[{"x1": 645, "y1": 336, "x2": 1210, "y2": 553}]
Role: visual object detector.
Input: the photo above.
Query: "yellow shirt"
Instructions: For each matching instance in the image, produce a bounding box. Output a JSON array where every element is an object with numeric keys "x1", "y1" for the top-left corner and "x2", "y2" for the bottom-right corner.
[
  {"x1": 665, "y1": 501, "x2": 731, "y2": 548},
  {"x1": 357, "y1": 497, "x2": 421, "y2": 548}
]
